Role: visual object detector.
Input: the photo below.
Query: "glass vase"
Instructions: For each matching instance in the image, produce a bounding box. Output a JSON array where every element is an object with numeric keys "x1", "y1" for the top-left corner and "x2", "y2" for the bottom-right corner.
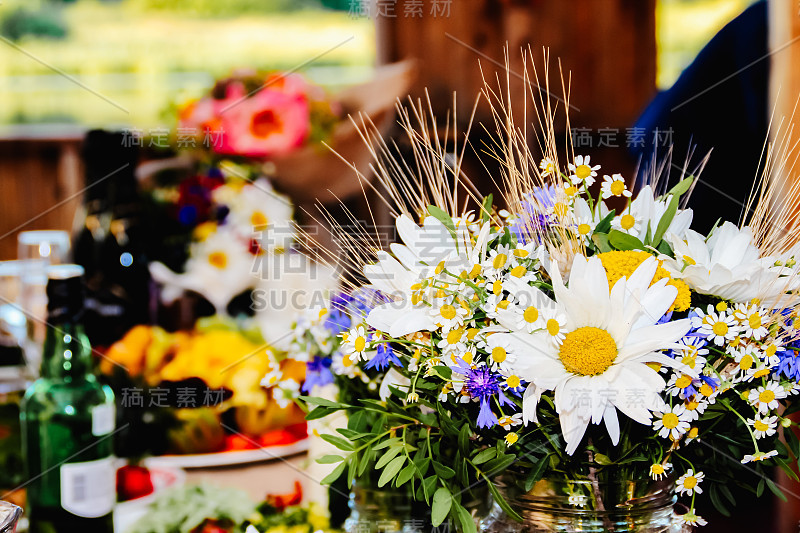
[
  {"x1": 480, "y1": 475, "x2": 690, "y2": 533},
  {"x1": 344, "y1": 486, "x2": 431, "y2": 533}
]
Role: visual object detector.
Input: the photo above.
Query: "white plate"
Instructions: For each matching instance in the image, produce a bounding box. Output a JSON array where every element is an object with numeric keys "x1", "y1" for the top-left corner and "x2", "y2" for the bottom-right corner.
[
  {"x1": 114, "y1": 466, "x2": 185, "y2": 533},
  {"x1": 143, "y1": 438, "x2": 309, "y2": 469}
]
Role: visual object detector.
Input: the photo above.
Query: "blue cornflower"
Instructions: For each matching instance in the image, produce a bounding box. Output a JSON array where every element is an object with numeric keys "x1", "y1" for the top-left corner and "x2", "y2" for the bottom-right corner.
[
  {"x1": 302, "y1": 356, "x2": 334, "y2": 393},
  {"x1": 324, "y1": 294, "x2": 353, "y2": 335},
  {"x1": 364, "y1": 343, "x2": 402, "y2": 371},
  {"x1": 774, "y1": 343, "x2": 800, "y2": 382},
  {"x1": 461, "y1": 365, "x2": 515, "y2": 428},
  {"x1": 508, "y1": 186, "x2": 557, "y2": 244}
]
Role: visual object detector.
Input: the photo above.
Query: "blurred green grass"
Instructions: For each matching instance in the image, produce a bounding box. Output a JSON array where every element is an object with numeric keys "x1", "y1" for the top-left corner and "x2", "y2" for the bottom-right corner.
[
  {"x1": 0, "y1": 0, "x2": 374, "y2": 128},
  {"x1": 0, "y1": 0, "x2": 754, "y2": 128}
]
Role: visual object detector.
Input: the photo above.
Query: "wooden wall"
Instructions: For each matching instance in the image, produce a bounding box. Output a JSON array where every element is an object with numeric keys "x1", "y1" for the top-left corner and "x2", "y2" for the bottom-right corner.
[{"x1": 0, "y1": 131, "x2": 84, "y2": 260}]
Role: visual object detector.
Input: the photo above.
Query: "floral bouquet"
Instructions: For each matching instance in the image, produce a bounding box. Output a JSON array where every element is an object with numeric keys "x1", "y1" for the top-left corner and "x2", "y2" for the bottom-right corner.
[{"x1": 299, "y1": 76, "x2": 800, "y2": 531}]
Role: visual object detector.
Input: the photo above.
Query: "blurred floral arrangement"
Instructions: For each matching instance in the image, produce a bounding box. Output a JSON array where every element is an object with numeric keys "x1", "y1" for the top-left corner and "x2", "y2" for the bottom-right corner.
[
  {"x1": 295, "y1": 77, "x2": 800, "y2": 530},
  {"x1": 129, "y1": 481, "x2": 334, "y2": 533},
  {"x1": 102, "y1": 320, "x2": 307, "y2": 456},
  {"x1": 178, "y1": 70, "x2": 340, "y2": 159}
]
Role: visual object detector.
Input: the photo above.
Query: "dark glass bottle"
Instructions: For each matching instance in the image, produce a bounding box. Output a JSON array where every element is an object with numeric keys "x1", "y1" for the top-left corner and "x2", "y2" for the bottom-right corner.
[
  {"x1": 74, "y1": 130, "x2": 150, "y2": 348},
  {"x1": 21, "y1": 265, "x2": 115, "y2": 533}
]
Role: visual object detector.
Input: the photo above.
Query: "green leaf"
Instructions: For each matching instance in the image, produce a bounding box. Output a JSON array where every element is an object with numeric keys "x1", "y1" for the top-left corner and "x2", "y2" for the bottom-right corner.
[
  {"x1": 608, "y1": 229, "x2": 646, "y2": 251},
  {"x1": 593, "y1": 453, "x2": 613, "y2": 466},
  {"x1": 657, "y1": 239, "x2": 673, "y2": 256},
  {"x1": 378, "y1": 456, "x2": 406, "y2": 487},
  {"x1": 756, "y1": 478, "x2": 765, "y2": 497},
  {"x1": 484, "y1": 453, "x2": 516, "y2": 474},
  {"x1": 486, "y1": 478, "x2": 523, "y2": 522},
  {"x1": 300, "y1": 396, "x2": 347, "y2": 409},
  {"x1": 320, "y1": 461, "x2": 346, "y2": 485},
  {"x1": 472, "y1": 448, "x2": 496, "y2": 465},
  {"x1": 337, "y1": 428, "x2": 371, "y2": 440},
  {"x1": 432, "y1": 487, "x2": 452, "y2": 527},
  {"x1": 375, "y1": 446, "x2": 404, "y2": 469},
  {"x1": 591, "y1": 233, "x2": 612, "y2": 253},
  {"x1": 348, "y1": 409, "x2": 368, "y2": 432},
  {"x1": 481, "y1": 194, "x2": 493, "y2": 223},
  {"x1": 665, "y1": 176, "x2": 694, "y2": 198},
  {"x1": 524, "y1": 455, "x2": 550, "y2": 491},
  {"x1": 455, "y1": 503, "x2": 477, "y2": 533},
  {"x1": 316, "y1": 455, "x2": 344, "y2": 464},
  {"x1": 396, "y1": 463, "x2": 417, "y2": 487},
  {"x1": 320, "y1": 434, "x2": 354, "y2": 451},
  {"x1": 433, "y1": 461, "x2": 456, "y2": 480},
  {"x1": 709, "y1": 485, "x2": 730, "y2": 517},
  {"x1": 422, "y1": 476, "x2": 438, "y2": 503},
  {"x1": 428, "y1": 205, "x2": 457, "y2": 240},
  {"x1": 414, "y1": 457, "x2": 431, "y2": 478},
  {"x1": 357, "y1": 449, "x2": 372, "y2": 477},
  {"x1": 347, "y1": 454, "x2": 358, "y2": 486},
  {"x1": 432, "y1": 365, "x2": 452, "y2": 380},
  {"x1": 305, "y1": 406, "x2": 335, "y2": 421},
  {"x1": 594, "y1": 210, "x2": 616, "y2": 234},
  {"x1": 766, "y1": 478, "x2": 788, "y2": 502},
  {"x1": 651, "y1": 194, "x2": 678, "y2": 246},
  {"x1": 373, "y1": 437, "x2": 402, "y2": 451},
  {"x1": 458, "y1": 424, "x2": 471, "y2": 455}
]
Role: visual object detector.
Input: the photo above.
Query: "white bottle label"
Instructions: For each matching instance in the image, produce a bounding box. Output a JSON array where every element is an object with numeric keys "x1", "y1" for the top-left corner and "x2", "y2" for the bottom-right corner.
[
  {"x1": 60, "y1": 457, "x2": 115, "y2": 518},
  {"x1": 91, "y1": 404, "x2": 115, "y2": 436}
]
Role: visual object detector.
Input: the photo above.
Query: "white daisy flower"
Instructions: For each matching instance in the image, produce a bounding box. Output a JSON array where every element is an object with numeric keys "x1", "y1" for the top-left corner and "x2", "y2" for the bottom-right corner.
[
  {"x1": 539, "y1": 157, "x2": 557, "y2": 177},
  {"x1": 436, "y1": 328, "x2": 468, "y2": 356},
  {"x1": 653, "y1": 404, "x2": 691, "y2": 440},
  {"x1": 748, "y1": 382, "x2": 786, "y2": 414},
  {"x1": 741, "y1": 450, "x2": 778, "y2": 464},
  {"x1": 567, "y1": 155, "x2": 600, "y2": 186},
  {"x1": 612, "y1": 185, "x2": 694, "y2": 242},
  {"x1": 600, "y1": 173, "x2": 632, "y2": 199},
  {"x1": 273, "y1": 378, "x2": 300, "y2": 409},
  {"x1": 676, "y1": 470, "x2": 704, "y2": 496},
  {"x1": 649, "y1": 461, "x2": 672, "y2": 480},
  {"x1": 748, "y1": 415, "x2": 778, "y2": 439},
  {"x1": 734, "y1": 304, "x2": 769, "y2": 340},
  {"x1": 498, "y1": 254, "x2": 692, "y2": 455},
  {"x1": 567, "y1": 493, "x2": 588, "y2": 507},
  {"x1": 341, "y1": 325, "x2": 371, "y2": 360},
  {"x1": 497, "y1": 413, "x2": 523, "y2": 430},
  {"x1": 260, "y1": 367, "x2": 283, "y2": 388},
  {"x1": 682, "y1": 398, "x2": 709, "y2": 421},
  {"x1": 429, "y1": 301, "x2": 470, "y2": 331},
  {"x1": 677, "y1": 509, "x2": 707, "y2": 527},
  {"x1": 694, "y1": 305, "x2": 739, "y2": 346}
]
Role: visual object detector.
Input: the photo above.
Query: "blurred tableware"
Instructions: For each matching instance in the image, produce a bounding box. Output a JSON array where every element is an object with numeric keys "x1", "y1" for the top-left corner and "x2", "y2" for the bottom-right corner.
[
  {"x1": 0, "y1": 500, "x2": 21, "y2": 533},
  {"x1": 0, "y1": 262, "x2": 28, "y2": 368},
  {"x1": 16, "y1": 231, "x2": 71, "y2": 373}
]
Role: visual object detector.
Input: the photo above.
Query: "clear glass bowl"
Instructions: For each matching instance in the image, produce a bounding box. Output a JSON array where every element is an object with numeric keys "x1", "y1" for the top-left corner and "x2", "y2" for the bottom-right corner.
[{"x1": 0, "y1": 501, "x2": 22, "y2": 533}]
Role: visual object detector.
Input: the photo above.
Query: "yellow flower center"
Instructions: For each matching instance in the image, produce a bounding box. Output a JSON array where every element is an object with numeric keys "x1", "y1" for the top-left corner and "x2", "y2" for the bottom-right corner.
[
  {"x1": 740, "y1": 354, "x2": 754, "y2": 370},
  {"x1": 682, "y1": 476, "x2": 697, "y2": 490},
  {"x1": 354, "y1": 336, "x2": 366, "y2": 352},
  {"x1": 505, "y1": 432, "x2": 519, "y2": 445},
  {"x1": 712, "y1": 321, "x2": 729, "y2": 336},
  {"x1": 597, "y1": 250, "x2": 691, "y2": 312},
  {"x1": 748, "y1": 313, "x2": 762, "y2": 329},
  {"x1": 498, "y1": 299, "x2": 511, "y2": 310},
  {"x1": 651, "y1": 464, "x2": 665, "y2": 475},
  {"x1": 513, "y1": 249, "x2": 529, "y2": 258},
  {"x1": 506, "y1": 375, "x2": 521, "y2": 388},
  {"x1": 523, "y1": 306, "x2": 539, "y2": 323},
  {"x1": 440, "y1": 304, "x2": 457, "y2": 320},
  {"x1": 686, "y1": 401, "x2": 699, "y2": 411},
  {"x1": 435, "y1": 261, "x2": 446, "y2": 274},
  {"x1": 462, "y1": 351, "x2": 474, "y2": 364},
  {"x1": 661, "y1": 412, "x2": 680, "y2": 429},
  {"x1": 715, "y1": 301, "x2": 728, "y2": 312},
  {"x1": 469, "y1": 264, "x2": 482, "y2": 278},
  {"x1": 683, "y1": 255, "x2": 696, "y2": 266},
  {"x1": 467, "y1": 328, "x2": 479, "y2": 340},
  {"x1": 492, "y1": 280, "x2": 503, "y2": 295},
  {"x1": 754, "y1": 420, "x2": 769, "y2": 432},
  {"x1": 577, "y1": 223, "x2": 591, "y2": 236},
  {"x1": 445, "y1": 329, "x2": 462, "y2": 344},
  {"x1": 491, "y1": 346, "x2": 507, "y2": 363},
  {"x1": 208, "y1": 251, "x2": 228, "y2": 269},
  {"x1": 609, "y1": 180, "x2": 626, "y2": 196},
  {"x1": 754, "y1": 368, "x2": 770, "y2": 378},
  {"x1": 250, "y1": 211, "x2": 268, "y2": 228},
  {"x1": 766, "y1": 344, "x2": 777, "y2": 357},
  {"x1": 620, "y1": 214, "x2": 635, "y2": 230},
  {"x1": 699, "y1": 384, "x2": 713, "y2": 397},
  {"x1": 759, "y1": 390, "x2": 775, "y2": 404},
  {"x1": 575, "y1": 164, "x2": 592, "y2": 179},
  {"x1": 509, "y1": 265, "x2": 527, "y2": 278},
  {"x1": 675, "y1": 375, "x2": 692, "y2": 389},
  {"x1": 564, "y1": 186, "x2": 578, "y2": 197},
  {"x1": 343, "y1": 354, "x2": 354, "y2": 367},
  {"x1": 493, "y1": 254, "x2": 508, "y2": 269},
  {"x1": 558, "y1": 327, "x2": 618, "y2": 376},
  {"x1": 553, "y1": 202, "x2": 569, "y2": 217},
  {"x1": 547, "y1": 319, "x2": 561, "y2": 336}
]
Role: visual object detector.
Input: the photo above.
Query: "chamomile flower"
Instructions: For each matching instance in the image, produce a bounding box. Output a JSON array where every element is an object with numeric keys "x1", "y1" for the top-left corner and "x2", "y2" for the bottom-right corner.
[
  {"x1": 342, "y1": 325, "x2": 371, "y2": 360},
  {"x1": 437, "y1": 328, "x2": 468, "y2": 356},
  {"x1": 653, "y1": 404, "x2": 691, "y2": 440},
  {"x1": 682, "y1": 398, "x2": 708, "y2": 421},
  {"x1": 567, "y1": 155, "x2": 600, "y2": 186},
  {"x1": 741, "y1": 450, "x2": 778, "y2": 464},
  {"x1": 747, "y1": 415, "x2": 778, "y2": 439},
  {"x1": 748, "y1": 382, "x2": 786, "y2": 414},
  {"x1": 694, "y1": 306, "x2": 739, "y2": 346},
  {"x1": 600, "y1": 173, "x2": 632, "y2": 199},
  {"x1": 677, "y1": 510, "x2": 707, "y2": 527},
  {"x1": 649, "y1": 461, "x2": 672, "y2": 480},
  {"x1": 675, "y1": 470, "x2": 704, "y2": 496},
  {"x1": 734, "y1": 303, "x2": 769, "y2": 340},
  {"x1": 567, "y1": 493, "x2": 588, "y2": 507},
  {"x1": 273, "y1": 378, "x2": 300, "y2": 409},
  {"x1": 539, "y1": 157, "x2": 557, "y2": 177},
  {"x1": 667, "y1": 372, "x2": 697, "y2": 398},
  {"x1": 430, "y1": 301, "x2": 469, "y2": 331},
  {"x1": 260, "y1": 367, "x2": 283, "y2": 388},
  {"x1": 483, "y1": 294, "x2": 514, "y2": 320},
  {"x1": 497, "y1": 413, "x2": 523, "y2": 429},
  {"x1": 504, "y1": 432, "x2": 519, "y2": 446}
]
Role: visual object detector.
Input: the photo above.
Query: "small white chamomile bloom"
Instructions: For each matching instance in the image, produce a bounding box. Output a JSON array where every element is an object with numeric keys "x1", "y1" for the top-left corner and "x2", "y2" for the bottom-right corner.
[
  {"x1": 741, "y1": 450, "x2": 778, "y2": 464},
  {"x1": 748, "y1": 382, "x2": 786, "y2": 414},
  {"x1": 653, "y1": 404, "x2": 691, "y2": 440},
  {"x1": 567, "y1": 155, "x2": 600, "y2": 186},
  {"x1": 600, "y1": 173, "x2": 632, "y2": 199},
  {"x1": 675, "y1": 469, "x2": 704, "y2": 496},
  {"x1": 748, "y1": 415, "x2": 778, "y2": 439}
]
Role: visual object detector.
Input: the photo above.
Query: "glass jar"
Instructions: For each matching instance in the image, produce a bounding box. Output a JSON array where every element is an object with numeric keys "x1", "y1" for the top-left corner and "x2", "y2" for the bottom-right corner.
[
  {"x1": 344, "y1": 486, "x2": 431, "y2": 533},
  {"x1": 480, "y1": 475, "x2": 689, "y2": 533}
]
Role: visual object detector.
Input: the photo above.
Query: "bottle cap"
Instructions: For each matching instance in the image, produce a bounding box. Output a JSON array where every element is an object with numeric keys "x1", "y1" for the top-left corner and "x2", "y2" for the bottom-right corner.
[{"x1": 46, "y1": 265, "x2": 86, "y2": 323}]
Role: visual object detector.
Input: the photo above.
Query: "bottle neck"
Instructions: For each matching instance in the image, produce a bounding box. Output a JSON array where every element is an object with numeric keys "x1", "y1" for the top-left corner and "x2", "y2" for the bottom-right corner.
[{"x1": 40, "y1": 322, "x2": 93, "y2": 380}]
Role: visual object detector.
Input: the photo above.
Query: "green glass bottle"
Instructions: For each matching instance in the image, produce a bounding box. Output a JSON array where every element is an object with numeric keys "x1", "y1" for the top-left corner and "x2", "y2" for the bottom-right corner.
[{"x1": 21, "y1": 265, "x2": 116, "y2": 533}]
